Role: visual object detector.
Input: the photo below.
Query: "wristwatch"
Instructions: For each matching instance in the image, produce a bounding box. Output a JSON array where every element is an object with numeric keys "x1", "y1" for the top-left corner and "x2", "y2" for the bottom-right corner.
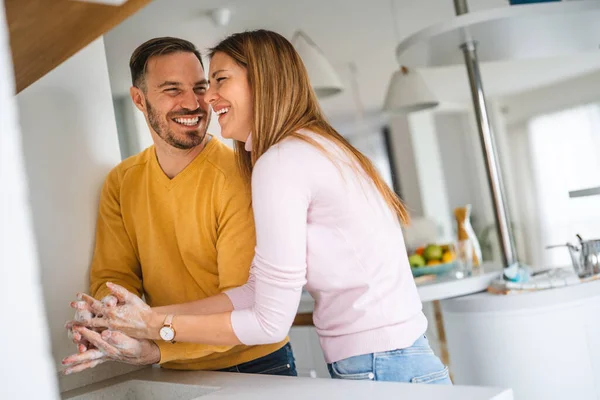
[{"x1": 159, "y1": 314, "x2": 176, "y2": 343}]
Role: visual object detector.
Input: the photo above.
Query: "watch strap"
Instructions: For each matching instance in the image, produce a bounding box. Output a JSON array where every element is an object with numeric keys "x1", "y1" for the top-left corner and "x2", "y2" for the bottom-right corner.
[
  {"x1": 161, "y1": 314, "x2": 176, "y2": 343},
  {"x1": 163, "y1": 314, "x2": 174, "y2": 327}
]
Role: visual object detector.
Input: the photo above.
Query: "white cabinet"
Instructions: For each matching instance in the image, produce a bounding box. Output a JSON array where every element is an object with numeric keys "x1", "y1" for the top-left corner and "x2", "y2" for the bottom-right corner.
[
  {"x1": 441, "y1": 280, "x2": 600, "y2": 400},
  {"x1": 288, "y1": 327, "x2": 329, "y2": 379}
]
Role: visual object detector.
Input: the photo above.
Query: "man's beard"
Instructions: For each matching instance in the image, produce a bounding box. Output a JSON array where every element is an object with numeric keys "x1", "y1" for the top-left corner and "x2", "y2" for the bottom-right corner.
[{"x1": 146, "y1": 100, "x2": 210, "y2": 150}]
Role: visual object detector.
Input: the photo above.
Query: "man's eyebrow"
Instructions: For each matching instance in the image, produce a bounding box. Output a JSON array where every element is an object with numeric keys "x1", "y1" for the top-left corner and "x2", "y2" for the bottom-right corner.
[
  {"x1": 158, "y1": 81, "x2": 182, "y2": 88},
  {"x1": 195, "y1": 79, "x2": 209, "y2": 86},
  {"x1": 211, "y1": 70, "x2": 226, "y2": 78}
]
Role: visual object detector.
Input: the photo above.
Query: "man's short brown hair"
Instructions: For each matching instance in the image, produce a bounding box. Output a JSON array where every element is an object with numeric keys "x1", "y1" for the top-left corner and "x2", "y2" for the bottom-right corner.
[{"x1": 129, "y1": 37, "x2": 204, "y2": 90}]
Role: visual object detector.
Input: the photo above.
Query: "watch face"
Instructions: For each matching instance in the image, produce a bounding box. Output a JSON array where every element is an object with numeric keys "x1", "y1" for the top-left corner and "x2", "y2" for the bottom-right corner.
[{"x1": 159, "y1": 326, "x2": 175, "y2": 341}]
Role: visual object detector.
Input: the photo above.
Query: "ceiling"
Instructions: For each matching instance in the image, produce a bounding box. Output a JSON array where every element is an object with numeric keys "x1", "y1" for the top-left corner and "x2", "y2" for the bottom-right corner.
[{"x1": 103, "y1": 0, "x2": 600, "y2": 126}]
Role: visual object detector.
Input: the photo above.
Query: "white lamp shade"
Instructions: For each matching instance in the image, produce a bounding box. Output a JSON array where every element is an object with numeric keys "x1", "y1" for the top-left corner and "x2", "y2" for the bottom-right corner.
[
  {"x1": 384, "y1": 66, "x2": 439, "y2": 113},
  {"x1": 292, "y1": 31, "x2": 343, "y2": 99}
]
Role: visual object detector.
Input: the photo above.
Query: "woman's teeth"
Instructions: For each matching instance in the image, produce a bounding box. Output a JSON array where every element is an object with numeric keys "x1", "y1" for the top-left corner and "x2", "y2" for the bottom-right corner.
[
  {"x1": 216, "y1": 108, "x2": 229, "y2": 116},
  {"x1": 173, "y1": 116, "x2": 200, "y2": 126}
]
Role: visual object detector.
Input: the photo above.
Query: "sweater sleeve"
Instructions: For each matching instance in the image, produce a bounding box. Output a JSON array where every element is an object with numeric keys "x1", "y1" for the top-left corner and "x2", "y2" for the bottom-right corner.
[
  {"x1": 224, "y1": 270, "x2": 256, "y2": 310},
  {"x1": 89, "y1": 168, "x2": 143, "y2": 301},
  {"x1": 227, "y1": 145, "x2": 309, "y2": 344}
]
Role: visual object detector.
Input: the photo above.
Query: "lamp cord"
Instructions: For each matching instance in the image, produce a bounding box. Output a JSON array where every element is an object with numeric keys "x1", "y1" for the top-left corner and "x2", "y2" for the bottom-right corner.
[
  {"x1": 348, "y1": 62, "x2": 365, "y2": 122},
  {"x1": 390, "y1": 0, "x2": 401, "y2": 42}
]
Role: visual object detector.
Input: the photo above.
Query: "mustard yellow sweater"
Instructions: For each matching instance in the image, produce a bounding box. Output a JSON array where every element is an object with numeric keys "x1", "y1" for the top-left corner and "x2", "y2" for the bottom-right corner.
[{"x1": 89, "y1": 138, "x2": 287, "y2": 370}]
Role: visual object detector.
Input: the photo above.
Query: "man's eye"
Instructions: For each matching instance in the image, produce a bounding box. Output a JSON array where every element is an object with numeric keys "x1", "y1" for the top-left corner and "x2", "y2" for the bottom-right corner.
[{"x1": 195, "y1": 87, "x2": 207, "y2": 94}]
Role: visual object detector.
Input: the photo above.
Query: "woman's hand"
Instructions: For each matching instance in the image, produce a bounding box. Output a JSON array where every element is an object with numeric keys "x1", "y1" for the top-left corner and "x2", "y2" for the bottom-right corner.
[
  {"x1": 61, "y1": 328, "x2": 161, "y2": 375},
  {"x1": 71, "y1": 282, "x2": 165, "y2": 340}
]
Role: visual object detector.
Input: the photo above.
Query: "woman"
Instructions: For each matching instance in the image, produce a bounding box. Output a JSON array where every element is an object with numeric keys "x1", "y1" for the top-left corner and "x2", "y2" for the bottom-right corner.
[{"x1": 74, "y1": 29, "x2": 450, "y2": 384}]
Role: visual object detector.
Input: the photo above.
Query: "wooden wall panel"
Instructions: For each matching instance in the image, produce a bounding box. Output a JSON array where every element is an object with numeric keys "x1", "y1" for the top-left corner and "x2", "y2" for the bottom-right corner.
[{"x1": 5, "y1": 0, "x2": 151, "y2": 93}]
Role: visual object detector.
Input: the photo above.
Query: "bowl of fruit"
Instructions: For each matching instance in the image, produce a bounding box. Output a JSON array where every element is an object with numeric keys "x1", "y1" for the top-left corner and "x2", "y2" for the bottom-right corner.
[{"x1": 408, "y1": 243, "x2": 457, "y2": 277}]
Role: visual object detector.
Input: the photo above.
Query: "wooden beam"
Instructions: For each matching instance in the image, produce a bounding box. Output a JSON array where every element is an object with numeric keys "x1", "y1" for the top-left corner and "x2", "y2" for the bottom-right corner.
[
  {"x1": 293, "y1": 313, "x2": 314, "y2": 326},
  {"x1": 5, "y1": 0, "x2": 151, "y2": 93}
]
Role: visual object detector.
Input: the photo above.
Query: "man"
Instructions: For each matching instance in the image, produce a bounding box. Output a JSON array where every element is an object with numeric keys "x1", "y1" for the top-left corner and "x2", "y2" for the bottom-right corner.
[{"x1": 62, "y1": 37, "x2": 295, "y2": 376}]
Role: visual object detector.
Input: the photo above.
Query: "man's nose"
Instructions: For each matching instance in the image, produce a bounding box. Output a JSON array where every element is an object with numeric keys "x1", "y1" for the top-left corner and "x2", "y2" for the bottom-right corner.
[{"x1": 181, "y1": 90, "x2": 200, "y2": 110}]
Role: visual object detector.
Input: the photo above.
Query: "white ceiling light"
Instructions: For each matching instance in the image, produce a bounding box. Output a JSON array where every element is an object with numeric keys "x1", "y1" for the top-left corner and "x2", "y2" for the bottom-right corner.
[
  {"x1": 208, "y1": 8, "x2": 232, "y2": 27},
  {"x1": 384, "y1": 0, "x2": 438, "y2": 114},
  {"x1": 291, "y1": 30, "x2": 343, "y2": 99},
  {"x1": 384, "y1": 65, "x2": 439, "y2": 113}
]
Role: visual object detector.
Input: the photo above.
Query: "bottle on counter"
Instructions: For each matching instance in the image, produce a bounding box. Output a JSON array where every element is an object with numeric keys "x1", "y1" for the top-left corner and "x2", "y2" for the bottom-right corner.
[{"x1": 454, "y1": 204, "x2": 483, "y2": 267}]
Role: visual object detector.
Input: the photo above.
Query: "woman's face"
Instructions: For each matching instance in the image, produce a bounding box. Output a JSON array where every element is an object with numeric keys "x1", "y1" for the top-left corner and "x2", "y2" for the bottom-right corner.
[{"x1": 205, "y1": 52, "x2": 253, "y2": 142}]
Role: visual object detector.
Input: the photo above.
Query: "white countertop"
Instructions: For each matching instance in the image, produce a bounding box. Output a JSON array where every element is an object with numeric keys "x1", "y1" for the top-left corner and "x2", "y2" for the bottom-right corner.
[
  {"x1": 442, "y1": 273, "x2": 600, "y2": 313},
  {"x1": 416, "y1": 263, "x2": 501, "y2": 303},
  {"x1": 297, "y1": 263, "x2": 502, "y2": 313},
  {"x1": 61, "y1": 366, "x2": 513, "y2": 400}
]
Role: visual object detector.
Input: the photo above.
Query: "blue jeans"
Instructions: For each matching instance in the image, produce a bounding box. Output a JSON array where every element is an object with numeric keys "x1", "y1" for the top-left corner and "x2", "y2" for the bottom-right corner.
[
  {"x1": 327, "y1": 335, "x2": 452, "y2": 384},
  {"x1": 218, "y1": 342, "x2": 297, "y2": 376}
]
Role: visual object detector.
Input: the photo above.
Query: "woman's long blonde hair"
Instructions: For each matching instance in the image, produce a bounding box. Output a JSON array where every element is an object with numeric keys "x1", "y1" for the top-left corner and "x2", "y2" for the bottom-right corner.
[{"x1": 209, "y1": 30, "x2": 409, "y2": 225}]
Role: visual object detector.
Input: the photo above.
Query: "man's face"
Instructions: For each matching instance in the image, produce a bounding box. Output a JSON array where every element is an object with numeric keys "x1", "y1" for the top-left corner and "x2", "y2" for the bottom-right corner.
[{"x1": 137, "y1": 52, "x2": 211, "y2": 150}]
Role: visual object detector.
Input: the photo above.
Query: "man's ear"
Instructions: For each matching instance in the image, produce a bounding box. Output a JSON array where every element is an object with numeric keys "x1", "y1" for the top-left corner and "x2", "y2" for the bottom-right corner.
[{"x1": 130, "y1": 86, "x2": 146, "y2": 113}]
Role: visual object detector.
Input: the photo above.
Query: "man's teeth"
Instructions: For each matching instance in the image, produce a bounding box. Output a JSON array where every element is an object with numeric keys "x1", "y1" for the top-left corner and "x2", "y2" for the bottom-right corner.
[
  {"x1": 216, "y1": 108, "x2": 229, "y2": 116},
  {"x1": 174, "y1": 117, "x2": 200, "y2": 126}
]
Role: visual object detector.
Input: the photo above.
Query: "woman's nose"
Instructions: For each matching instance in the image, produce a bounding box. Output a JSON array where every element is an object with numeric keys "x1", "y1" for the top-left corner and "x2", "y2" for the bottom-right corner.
[{"x1": 205, "y1": 84, "x2": 218, "y2": 106}]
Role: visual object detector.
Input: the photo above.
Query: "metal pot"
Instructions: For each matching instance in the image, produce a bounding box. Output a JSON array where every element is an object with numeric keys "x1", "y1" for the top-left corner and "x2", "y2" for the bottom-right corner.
[{"x1": 547, "y1": 234, "x2": 600, "y2": 278}]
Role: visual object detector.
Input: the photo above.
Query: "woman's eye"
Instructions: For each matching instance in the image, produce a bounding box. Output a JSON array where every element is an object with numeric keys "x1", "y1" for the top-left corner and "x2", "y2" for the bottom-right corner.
[{"x1": 216, "y1": 77, "x2": 226, "y2": 83}]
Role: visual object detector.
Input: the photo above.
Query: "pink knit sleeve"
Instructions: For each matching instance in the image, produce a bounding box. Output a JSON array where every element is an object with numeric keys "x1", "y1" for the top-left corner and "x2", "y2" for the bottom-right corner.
[
  {"x1": 224, "y1": 271, "x2": 256, "y2": 310},
  {"x1": 227, "y1": 145, "x2": 309, "y2": 345}
]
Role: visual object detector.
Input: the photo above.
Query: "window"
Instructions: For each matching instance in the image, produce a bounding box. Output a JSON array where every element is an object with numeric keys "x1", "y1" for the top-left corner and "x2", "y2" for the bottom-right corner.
[
  {"x1": 347, "y1": 126, "x2": 399, "y2": 194},
  {"x1": 527, "y1": 103, "x2": 600, "y2": 267}
]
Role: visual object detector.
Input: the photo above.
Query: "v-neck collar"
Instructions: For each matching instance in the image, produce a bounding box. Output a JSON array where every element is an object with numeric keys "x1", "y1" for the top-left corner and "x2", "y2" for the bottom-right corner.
[{"x1": 151, "y1": 137, "x2": 217, "y2": 190}]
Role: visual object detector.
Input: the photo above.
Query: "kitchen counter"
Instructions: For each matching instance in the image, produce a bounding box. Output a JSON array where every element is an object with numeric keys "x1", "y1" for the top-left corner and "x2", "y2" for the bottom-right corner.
[
  {"x1": 296, "y1": 262, "x2": 501, "y2": 314},
  {"x1": 61, "y1": 366, "x2": 514, "y2": 400}
]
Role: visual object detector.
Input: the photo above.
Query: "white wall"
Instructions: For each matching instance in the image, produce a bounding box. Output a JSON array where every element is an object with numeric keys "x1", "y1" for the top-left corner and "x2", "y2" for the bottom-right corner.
[
  {"x1": 500, "y1": 69, "x2": 600, "y2": 126},
  {"x1": 113, "y1": 94, "x2": 152, "y2": 158},
  {"x1": 388, "y1": 114, "x2": 425, "y2": 217},
  {"x1": 434, "y1": 113, "x2": 474, "y2": 214},
  {"x1": 16, "y1": 37, "x2": 141, "y2": 393},
  {"x1": 408, "y1": 111, "x2": 453, "y2": 243},
  {"x1": 131, "y1": 97, "x2": 154, "y2": 149},
  {"x1": 0, "y1": 1, "x2": 59, "y2": 398}
]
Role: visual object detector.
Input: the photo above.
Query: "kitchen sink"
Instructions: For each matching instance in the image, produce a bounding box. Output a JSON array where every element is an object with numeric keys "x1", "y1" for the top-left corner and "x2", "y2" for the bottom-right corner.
[{"x1": 62, "y1": 379, "x2": 219, "y2": 400}]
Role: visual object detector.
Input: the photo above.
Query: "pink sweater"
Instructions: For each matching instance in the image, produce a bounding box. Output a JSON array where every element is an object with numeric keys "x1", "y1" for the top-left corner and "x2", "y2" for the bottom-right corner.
[{"x1": 225, "y1": 130, "x2": 427, "y2": 363}]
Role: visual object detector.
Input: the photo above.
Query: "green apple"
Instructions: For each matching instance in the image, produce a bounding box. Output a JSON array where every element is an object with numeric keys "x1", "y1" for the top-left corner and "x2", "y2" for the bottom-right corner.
[
  {"x1": 423, "y1": 244, "x2": 443, "y2": 261},
  {"x1": 409, "y1": 254, "x2": 426, "y2": 268}
]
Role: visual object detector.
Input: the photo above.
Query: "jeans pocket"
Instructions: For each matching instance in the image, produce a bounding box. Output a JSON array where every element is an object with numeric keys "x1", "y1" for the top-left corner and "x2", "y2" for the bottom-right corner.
[
  {"x1": 386, "y1": 346, "x2": 434, "y2": 356},
  {"x1": 329, "y1": 364, "x2": 373, "y2": 380},
  {"x1": 329, "y1": 356, "x2": 374, "y2": 380},
  {"x1": 258, "y1": 362, "x2": 293, "y2": 375},
  {"x1": 411, "y1": 366, "x2": 451, "y2": 384}
]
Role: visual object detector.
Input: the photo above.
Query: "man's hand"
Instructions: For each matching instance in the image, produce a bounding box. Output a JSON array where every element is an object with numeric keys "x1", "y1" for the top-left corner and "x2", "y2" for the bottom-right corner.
[
  {"x1": 67, "y1": 294, "x2": 118, "y2": 353},
  {"x1": 61, "y1": 327, "x2": 160, "y2": 375},
  {"x1": 72, "y1": 283, "x2": 162, "y2": 340}
]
